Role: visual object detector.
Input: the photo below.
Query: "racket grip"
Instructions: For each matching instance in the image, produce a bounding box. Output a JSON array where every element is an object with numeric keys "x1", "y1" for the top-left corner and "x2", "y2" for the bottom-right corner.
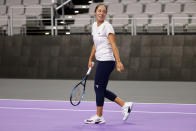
[{"x1": 87, "y1": 62, "x2": 94, "y2": 75}]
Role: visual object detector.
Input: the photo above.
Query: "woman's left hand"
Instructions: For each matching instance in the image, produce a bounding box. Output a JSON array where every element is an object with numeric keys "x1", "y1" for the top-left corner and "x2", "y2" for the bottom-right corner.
[{"x1": 116, "y1": 61, "x2": 124, "y2": 72}]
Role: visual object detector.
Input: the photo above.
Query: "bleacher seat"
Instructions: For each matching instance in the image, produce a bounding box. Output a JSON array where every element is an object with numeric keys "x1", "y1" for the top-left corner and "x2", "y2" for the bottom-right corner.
[
  {"x1": 0, "y1": 5, "x2": 7, "y2": 15},
  {"x1": 187, "y1": 14, "x2": 196, "y2": 32},
  {"x1": 107, "y1": 3, "x2": 124, "y2": 15},
  {"x1": 126, "y1": 3, "x2": 143, "y2": 15},
  {"x1": 0, "y1": 0, "x2": 4, "y2": 5},
  {"x1": 8, "y1": 5, "x2": 25, "y2": 16},
  {"x1": 112, "y1": 14, "x2": 129, "y2": 33},
  {"x1": 104, "y1": 0, "x2": 119, "y2": 4},
  {"x1": 25, "y1": 5, "x2": 42, "y2": 17},
  {"x1": 183, "y1": 2, "x2": 196, "y2": 14},
  {"x1": 139, "y1": 0, "x2": 156, "y2": 4},
  {"x1": 12, "y1": 15, "x2": 26, "y2": 35},
  {"x1": 157, "y1": 0, "x2": 175, "y2": 3},
  {"x1": 171, "y1": 13, "x2": 189, "y2": 33},
  {"x1": 145, "y1": 3, "x2": 162, "y2": 14},
  {"x1": 6, "y1": 0, "x2": 22, "y2": 6},
  {"x1": 175, "y1": 0, "x2": 196, "y2": 3},
  {"x1": 23, "y1": 0, "x2": 39, "y2": 6},
  {"x1": 13, "y1": 15, "x2": 26, "y2": 27},
  {"x1": 148, "y1": 14, "x2": 169, "y2": 33},
  {"x1": 163, "y1": 3, "x2": 181, "y2": 14},
  {"x1": 121, "y1": 0, "x2": 138, "y2": 4},
  {"x1": 41, "y1": 0, "x2": 57, "y2": 5},
  {"x1": 0, "y1": 15, "x2": 8, "y2": 27},
  {"x1": 133, "y1": 14, "x2": 149, "y2": 33},
  {"x1": 70, "y1": 14, "x2": 91, "y2": 33}
]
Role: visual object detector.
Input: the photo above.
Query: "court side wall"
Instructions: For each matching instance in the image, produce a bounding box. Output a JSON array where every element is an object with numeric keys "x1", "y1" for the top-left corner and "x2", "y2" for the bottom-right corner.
[{"x1": 0, "y1": 35, "x2": 196, "y2": 81}]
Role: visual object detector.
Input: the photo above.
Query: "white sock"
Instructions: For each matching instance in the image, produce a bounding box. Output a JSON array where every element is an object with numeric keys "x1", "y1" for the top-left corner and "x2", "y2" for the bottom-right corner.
[{"x1": 122, "y1": 102, "x2": 128, "y2": 109}]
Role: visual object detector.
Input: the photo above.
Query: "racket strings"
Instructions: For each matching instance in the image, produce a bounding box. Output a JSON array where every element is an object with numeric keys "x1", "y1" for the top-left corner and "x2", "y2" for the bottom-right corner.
[{"x1": 71, "y1": 84, "x2": 84, "y2": 105}]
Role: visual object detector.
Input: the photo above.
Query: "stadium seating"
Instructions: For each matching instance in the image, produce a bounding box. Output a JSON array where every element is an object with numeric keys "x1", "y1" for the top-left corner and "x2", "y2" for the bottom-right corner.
[
  {"x1": 1, "y1": 0, "x2": 196, "y2": 35},
  {"x1": 163, "y1": 3, "x2": 181, "y2": 14},
  {"x1": 6, "y1": 0, "x2": 22, "y2": 6},
  {"x1": 112, "y1": 14, "x2": 129, "y2": 33},
  {"x1": 183, "y1": 2, "x2": 196, "y2": 14},
  {"x1": 145, "y1": 3, "x2": 162, "y2": 14},
  {"x1": 23, "y1": 0, "x2": 39, "y2": 6},
  {"x1": 0, "y1": 0, "x2": 4, "y2": 5},
  {"x1": 107, "y1": 3, "x2": 124, "y2": 15},
  {"x1": 0, "y1": 5, "x2": 7, "y2": 15},
  {"x1": 121, "y1": 0, "x2": 137, "y2": 4},
  {"x1": 148, "y1": 14, "x2": 169, "y2": 33},
  {"x1": 187, "y1": 14, "x2": 196, "y2": 32},
  {"x1": 126, "y1": 3, "x2": 143, "y2": 15},
  {"x1": 70, "y1": 14, "x2": 91, "y2": 33}
]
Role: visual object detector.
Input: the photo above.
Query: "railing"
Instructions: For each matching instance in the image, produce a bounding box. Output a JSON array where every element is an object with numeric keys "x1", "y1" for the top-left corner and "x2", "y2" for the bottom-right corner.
[{"x1": 1, "y1": 6, "x2": 196, "y2": 36}]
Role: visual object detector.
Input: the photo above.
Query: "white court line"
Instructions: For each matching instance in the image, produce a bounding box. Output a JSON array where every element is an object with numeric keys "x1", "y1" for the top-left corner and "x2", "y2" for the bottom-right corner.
[
  {"x1": 1, "y1": 98, "x2": 196, "y2": 106},
  {"x1": 0, "y1": 106, "x2": 196, "y2": 115}
]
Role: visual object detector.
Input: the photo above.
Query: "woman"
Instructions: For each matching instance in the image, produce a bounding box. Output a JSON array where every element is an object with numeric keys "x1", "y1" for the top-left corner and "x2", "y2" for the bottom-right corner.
[{"x1": 84, "y1": 4, "x2": 133, "y2": 124}]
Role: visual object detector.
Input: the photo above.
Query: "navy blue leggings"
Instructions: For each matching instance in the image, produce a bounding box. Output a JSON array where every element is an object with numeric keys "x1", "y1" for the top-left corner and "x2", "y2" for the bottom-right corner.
[{"x1": 94, "y1": 61, "x2": 117, "y2": 106}]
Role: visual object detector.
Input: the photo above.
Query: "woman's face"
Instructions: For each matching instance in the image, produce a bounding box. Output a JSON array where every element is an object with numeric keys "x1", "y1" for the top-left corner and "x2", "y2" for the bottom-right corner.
[{"x1": 95, "y1": 5, "x2": 107, "y2": 23}]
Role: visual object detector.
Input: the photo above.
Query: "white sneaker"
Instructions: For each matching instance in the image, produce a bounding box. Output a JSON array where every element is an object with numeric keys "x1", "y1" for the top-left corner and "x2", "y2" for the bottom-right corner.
[
  {"x1": 84, "y1": 115, "x2": 106, "y2": 124},
  {"x1": 122, "y1": 102, "x2": 133, "y2": 121}
]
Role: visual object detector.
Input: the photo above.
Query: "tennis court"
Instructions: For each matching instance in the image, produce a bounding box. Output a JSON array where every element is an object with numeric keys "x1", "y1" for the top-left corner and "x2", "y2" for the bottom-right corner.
[
  {"x1": 0, "y1": 79, "x2": 196, "y2": 131},
  {"x1": 0, "y1": 99, "x2": 196, "y2": 131}
]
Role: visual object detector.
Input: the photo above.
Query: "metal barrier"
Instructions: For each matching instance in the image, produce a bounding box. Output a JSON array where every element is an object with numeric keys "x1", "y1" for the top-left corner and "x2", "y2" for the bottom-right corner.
[{"x1": 0, "y1": 5, "x2": 196, "y2": 36}]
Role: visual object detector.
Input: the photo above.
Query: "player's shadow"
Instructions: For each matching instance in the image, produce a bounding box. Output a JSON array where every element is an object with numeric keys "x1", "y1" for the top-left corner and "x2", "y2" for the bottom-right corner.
[{"x1": 73, "y1": 122, "x2": 136, "y2": 130}]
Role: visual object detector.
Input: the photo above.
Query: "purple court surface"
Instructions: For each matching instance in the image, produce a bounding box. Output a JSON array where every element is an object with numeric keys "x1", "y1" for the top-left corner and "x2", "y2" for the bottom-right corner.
[{"x1": 0, "y1": 99, "x2": 196, "y2": 131}]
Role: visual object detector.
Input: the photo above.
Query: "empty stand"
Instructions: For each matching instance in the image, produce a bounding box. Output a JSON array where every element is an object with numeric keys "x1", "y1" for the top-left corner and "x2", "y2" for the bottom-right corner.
[
  {"x1": 41, "y1": 0, "x2": 57, "y2": 5},
  {"x1": 148, "y1": 14, "x2": 169, "y2": 34},
  {"x1": 121, "y1": 0, "x2": 137, "y2": 4},
  {"x1": 157, "y1": 0, "x2": 175, "y2": 3},
  {"x1": 133, "y1": 14, "x2": 149, "y2": 34},
  {"x1": 139, "y1": 0, "x2": 156, "y2": 4},
  {"x1": 107, "y1": 3, "x2": 124, "y2": 15},
  {"x1": 25, "y1": 5, "x2": 43, "y2": 17},
  {"x1": 171, "y1": 13, "x2": 189, "y2": 34},
  {"x1": 8, "y1": 5, "x2": 25, "y2": 16},
  {"x1": 183, "y1": 2, "x2": 196, "y2": 14},
  {"x1": 0, "y1": 5, "x2": 7, "y2": 15},
  {"x1": 187, "y1": 14, "x2": 196, "y2": 32},
  {"x1": 0, "y1": 0, "x2": 4, "y2": 5},
  {"x1": 175, "y1": 0, "x2": 196, "y2": 3},
  {"x1": 112, "y1": 14, "x2": 129, "y2": 33},
  {"x1": 0, "y1": 15, "x2": 8, "y2": 27},
  {"x1": 23, "y1": 0, "x2": 39, "y2": 6},
  {"x1": 70, "y1": 14, "x2": 91, "y2": 33},
  {"x1": 163, "y1": 3, "x2": 181, "y2": 14},
  {"x1": 145, "y1": 3, "x2": 162, "y2": 14},
  {"x1": 6, "y1": 0, "x2": 22, "y2": 6},
  {"x1": 104, "y1": 0, "x2": 119, "y2": 4},
  {"x1": 126, "y1": 3, "x2": 143, "y2": 15}
]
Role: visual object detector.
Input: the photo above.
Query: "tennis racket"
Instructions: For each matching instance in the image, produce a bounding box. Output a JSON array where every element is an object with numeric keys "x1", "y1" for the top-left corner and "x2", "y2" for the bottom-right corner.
[{"x1": 70, "y1": 62, "x2": 94, "y2": 106}]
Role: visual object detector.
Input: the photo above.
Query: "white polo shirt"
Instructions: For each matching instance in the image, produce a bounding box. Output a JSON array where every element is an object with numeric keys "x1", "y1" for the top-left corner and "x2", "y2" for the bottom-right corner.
[{"x1": 92, "y1": 21, "x2": 115, "y2": 61}]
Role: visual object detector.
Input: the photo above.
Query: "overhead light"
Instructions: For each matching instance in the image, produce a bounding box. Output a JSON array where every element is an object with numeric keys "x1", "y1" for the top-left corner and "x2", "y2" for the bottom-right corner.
[
  {"x1": 60, "y1": 21, "x2": 65, "y2": 24},
  {"x1": 53, "y1": 26, "x2": 57, "y2": 29},
  {"x1": 45, "y1": 32, "x2": 50, "y2": 35},
  {"x1": 88, "y1": 1, "x2": 92, "y2": 4},
  {"x1": 75, "y1": 10, "x2": 79, "y2": 14},
  {"x1": 82, "y1": 5, "x2": 87, "y2": 8},
  {"x1": 66, "y1": 32, "x2": 70, "y2": 35}
]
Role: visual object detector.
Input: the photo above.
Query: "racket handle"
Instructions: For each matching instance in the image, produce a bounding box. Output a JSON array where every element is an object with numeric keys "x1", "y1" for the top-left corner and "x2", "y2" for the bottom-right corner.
[{"x1": 87, "y1": 62, "x2": 94, "y2": 75}]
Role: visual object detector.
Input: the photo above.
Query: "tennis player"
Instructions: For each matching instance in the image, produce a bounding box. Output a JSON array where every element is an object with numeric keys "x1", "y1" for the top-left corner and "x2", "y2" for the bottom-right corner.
[{"x1": 84, "y1": 4, "x2": 133, "y2": 124}]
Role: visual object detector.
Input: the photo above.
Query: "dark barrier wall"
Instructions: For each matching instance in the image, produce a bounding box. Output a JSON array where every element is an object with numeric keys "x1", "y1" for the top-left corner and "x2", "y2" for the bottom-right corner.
[{"x1": 0, "y1": 35, "x2": 196, "y2": 81}]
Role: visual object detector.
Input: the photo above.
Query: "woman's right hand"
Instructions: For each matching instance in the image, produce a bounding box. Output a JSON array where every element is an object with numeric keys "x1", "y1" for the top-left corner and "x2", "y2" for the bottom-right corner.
[{"x1": 88, "y1": 60, "x2": 93, "y2": 68}]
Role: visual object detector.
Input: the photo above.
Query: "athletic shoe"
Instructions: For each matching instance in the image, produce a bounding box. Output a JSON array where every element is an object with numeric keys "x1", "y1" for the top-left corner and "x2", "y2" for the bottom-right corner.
[
  {"x1": 84, "y1": 115, "x2": 106, "y2": 124},
  {"x1": 122, "y1": 102, "x2": 133, "y2": 121}
]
